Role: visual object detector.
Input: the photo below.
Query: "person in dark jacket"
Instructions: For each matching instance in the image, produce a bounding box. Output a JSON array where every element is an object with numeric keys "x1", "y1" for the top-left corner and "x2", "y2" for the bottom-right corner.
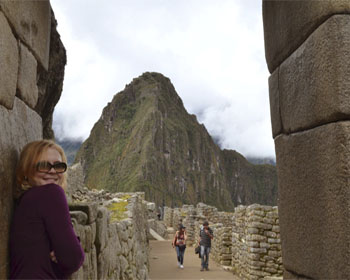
[
  {"x1": 10, "y1": 140, "x2": 85, "y2": 279},
  {"x1": 198, "y1": 221, "x2": 214, "y2": 271}
]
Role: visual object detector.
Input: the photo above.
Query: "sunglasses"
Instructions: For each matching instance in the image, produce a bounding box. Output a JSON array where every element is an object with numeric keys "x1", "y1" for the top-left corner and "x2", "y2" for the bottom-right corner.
[{"x1": 36, "y1": 161, "x2": 67, "y2": 173}]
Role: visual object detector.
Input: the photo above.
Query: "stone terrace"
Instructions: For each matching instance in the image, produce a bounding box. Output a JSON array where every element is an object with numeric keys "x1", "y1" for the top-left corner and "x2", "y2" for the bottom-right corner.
[{"x1": 68, "y1": 192, "x2": 150, "y2": 280}]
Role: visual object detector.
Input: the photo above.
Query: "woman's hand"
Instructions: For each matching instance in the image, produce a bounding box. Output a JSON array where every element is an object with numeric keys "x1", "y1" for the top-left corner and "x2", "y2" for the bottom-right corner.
[{"x1": 50, "y1": 251, "x2": 58, "y2": 263}]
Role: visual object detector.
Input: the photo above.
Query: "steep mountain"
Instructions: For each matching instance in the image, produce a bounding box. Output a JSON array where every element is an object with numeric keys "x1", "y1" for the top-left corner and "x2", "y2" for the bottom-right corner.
[
  {"x1": 56, "y1": 138, "x2": 83, "y2": 165},
  {"x1": 246, "y1": 157, "x2": 276, "y2": 166},
  {"x1": 75, "y1": 72, "x2": 278, "y2": 211}
]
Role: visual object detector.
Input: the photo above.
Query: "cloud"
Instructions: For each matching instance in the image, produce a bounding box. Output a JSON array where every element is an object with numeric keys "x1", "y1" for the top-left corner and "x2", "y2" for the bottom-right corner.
[{"x1": 51, "y1": 0, "x2": 275, "y2": 158}]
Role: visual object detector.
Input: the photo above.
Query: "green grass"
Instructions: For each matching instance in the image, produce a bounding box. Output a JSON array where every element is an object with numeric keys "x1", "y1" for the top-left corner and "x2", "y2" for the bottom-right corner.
[{"x1": 107, "y1": 197, "x2": 130, "y2": 222}]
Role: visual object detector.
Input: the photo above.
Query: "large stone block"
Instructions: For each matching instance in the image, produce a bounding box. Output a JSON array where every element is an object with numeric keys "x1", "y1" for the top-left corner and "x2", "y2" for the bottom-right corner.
[
  {"x1": 283, "y1": 269, "x2": 308, "y2": 280},
  {"x1": 0, "y1": 0, "x2": 51, "y2": 70},
  {"x1": 275, "y1": 122, "x2": 350, "y2": 278},
  {"x1": 35, "y1": 10, "x2": 66, "y2": 139},
  {"x1": 17, "y1": 42, "x2": 39, "y2": 109},
  {"x1": 70, "y1": 211, "x2": 88, "y2": 226},
  {"x1": 95, "y1": 207, "x2": 109, "y2": 254},
  {"x1": 0, "y1": 11, "x2": 18, "y2": 109},
  {"x1": 263, "y1": 0, "x2": 350, "y2": 73},
  {"x1": 71, "y1": 245, "x2": 97, "y2": 280},
  {"x1": 0, "y1": 98, "x2": 42, "y2": 278},
  {"x1": 268, "y1": 69, "x2": 282, "y2": 138},
  {"x1": 69, "y1": 203, "x2": 98, "y2": 224},
  {"x1": 71, "y1": 222, "x2": 85, "y2": 251},
  {"x1": 108, "y1": 223, "x2": 122, "y2": 254},
  {"x1": 278, "y1": 15, "x2": 350, "y2": 134},
  {"x1": 97, "y1": 245, "x2": 121, "y2": 280}
]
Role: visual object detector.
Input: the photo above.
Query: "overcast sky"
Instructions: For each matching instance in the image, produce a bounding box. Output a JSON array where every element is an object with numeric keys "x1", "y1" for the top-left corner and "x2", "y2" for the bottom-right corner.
[{"x1": 50, "y1": 0, "x2": 275, "y2": 158}]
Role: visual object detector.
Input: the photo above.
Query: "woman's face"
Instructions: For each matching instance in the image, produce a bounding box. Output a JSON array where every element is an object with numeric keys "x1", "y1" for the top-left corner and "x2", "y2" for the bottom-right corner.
[{"x1": 28, "y1": 147, "x2": 64, "y2": 187}]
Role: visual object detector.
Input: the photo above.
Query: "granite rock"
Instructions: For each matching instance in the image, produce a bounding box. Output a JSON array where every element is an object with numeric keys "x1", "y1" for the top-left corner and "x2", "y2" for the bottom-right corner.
[
  {"x1": 279, "y1": 15, "x2": 350, "y2": 134},
  {"x1": 0, "y1": 11, "x2": 18, "y2": 109},
  {"x1": 263, "y1": 0, "x2": 350, "y2": 73},
  {"x1": 0, "y1": 98, "x2": 42, "y2": 278},
  {"x1": 0, "y1": 0, "x2": 51, "y2": 69},
  {"x1": 17, "y1": 42, "x2": 39, "y2": 109},
  {"x1": 275, "y1": 122, "x2": 350, "y2": 278}
]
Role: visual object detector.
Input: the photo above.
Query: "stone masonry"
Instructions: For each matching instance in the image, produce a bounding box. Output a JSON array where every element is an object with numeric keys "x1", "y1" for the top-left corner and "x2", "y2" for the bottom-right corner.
[
  {"x1": 0, "y1": 1, "x2": 66, "y2": 278},
  {"x1": 231, "y1": 205, "x2": 282, "y2": 280},
  {"x1": 68, "y1": 192, "x2": 149, "y2": 280},
  {"x1": 211, "y1": 224, "x2": 232, "y2": 267},
  {"x1": 263, "y1": 1, "x2": 350, "y2": 278},
  {"x1": 164, "y1": 202, "x2": 282, "y2": 279},
  {"x1": 66, "y1": 164, "x2": 152, "y2": 279}
]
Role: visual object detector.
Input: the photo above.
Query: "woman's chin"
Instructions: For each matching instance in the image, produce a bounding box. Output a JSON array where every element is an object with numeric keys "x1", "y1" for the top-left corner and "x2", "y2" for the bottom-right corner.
[{"x1": 41, "y1": 179, "x2": 58, "y2": 185}]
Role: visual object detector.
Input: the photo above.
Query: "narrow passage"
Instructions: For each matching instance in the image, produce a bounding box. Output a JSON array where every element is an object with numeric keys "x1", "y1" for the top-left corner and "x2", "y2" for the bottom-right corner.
[{"x1": 149, "y1": 240, "x2": 240, "y2": 280}]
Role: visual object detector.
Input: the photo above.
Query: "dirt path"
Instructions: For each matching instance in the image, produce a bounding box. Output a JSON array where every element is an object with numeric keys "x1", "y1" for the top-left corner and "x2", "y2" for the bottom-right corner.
[{"x1": 149, "y1": 240, "x2": 240, "y2": 280}]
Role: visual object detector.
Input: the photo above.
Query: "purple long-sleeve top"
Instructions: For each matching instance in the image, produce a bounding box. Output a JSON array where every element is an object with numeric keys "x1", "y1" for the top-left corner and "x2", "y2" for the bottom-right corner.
[{"x1": 10, "y1": 184, "x2": 84, "y2": 279}]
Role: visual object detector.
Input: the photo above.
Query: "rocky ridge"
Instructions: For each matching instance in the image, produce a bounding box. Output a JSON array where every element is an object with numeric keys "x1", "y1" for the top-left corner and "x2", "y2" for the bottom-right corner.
[{"x1": 75, "y1": 72, "x2": 278, "y2": 211}]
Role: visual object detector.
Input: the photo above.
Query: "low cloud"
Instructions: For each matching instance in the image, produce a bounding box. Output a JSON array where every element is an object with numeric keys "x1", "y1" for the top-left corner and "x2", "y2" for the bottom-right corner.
[{"x1": 51, "y1": 0, "x2": 275, "y2": 158}]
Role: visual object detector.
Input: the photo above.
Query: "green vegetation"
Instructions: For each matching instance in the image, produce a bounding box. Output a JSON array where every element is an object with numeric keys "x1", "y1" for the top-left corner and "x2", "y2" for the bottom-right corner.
[
  {"x1": 107, "y1": 196, "x2": 131, "y2": 222},
  {"x1": 75, "y1": 72, "x2": 278, "y2": 211}
]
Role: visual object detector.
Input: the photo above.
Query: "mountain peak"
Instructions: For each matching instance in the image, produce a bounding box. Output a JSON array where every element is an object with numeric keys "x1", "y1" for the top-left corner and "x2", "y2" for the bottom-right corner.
[
  {"x1": 124, "y1": 72, "x2": 182, "y2": 103},
  {"x1": 75, "y1": 73, "x2": 278, "y2": 210}
]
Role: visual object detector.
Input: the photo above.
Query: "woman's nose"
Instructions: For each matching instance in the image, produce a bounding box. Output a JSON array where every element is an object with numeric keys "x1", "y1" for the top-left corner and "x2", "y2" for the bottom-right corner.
[{"x1": 47, "y1": 167, "x2": 57, "y2": 173}]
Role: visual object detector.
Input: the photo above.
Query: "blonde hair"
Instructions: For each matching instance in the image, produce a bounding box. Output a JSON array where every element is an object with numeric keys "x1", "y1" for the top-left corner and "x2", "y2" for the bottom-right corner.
[{"x1": 16, "y1": 140, "x2": 68, "y2": 193}]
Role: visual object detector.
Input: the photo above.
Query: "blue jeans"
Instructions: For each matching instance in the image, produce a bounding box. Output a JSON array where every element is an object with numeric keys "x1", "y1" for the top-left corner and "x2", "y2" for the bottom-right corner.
[
  {"x1": 200, "y1": 245, "x2": 211, "y2": 269},
  {"x1": 175, "y1": 246, "x2": 185, "y2": 265}
]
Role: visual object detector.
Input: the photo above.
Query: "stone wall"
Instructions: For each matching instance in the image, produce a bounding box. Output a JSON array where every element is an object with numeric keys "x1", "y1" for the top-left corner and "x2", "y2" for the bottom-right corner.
[
  {"x1": 196, "y1": 202, "x2": 219, "y2": 223},
  {"x1": 145, "y1": 200, "x2": 168, "y2": 239},
  {"x1": 68, "y1": 193, "x2": 149, "y2": 280},
  {"x1": 165, "y1": 203, "x2": 234, "y2": 246},
  {"x1": 0, "y1": 1, "x2": 66, "y2": 278},
  {"x1": 211, "y1": 224, "x2": 232, "y2": 267},
  {"x1": 231, "y1": 205, "x2": 282, "y2": 280},
  {"x1": 163, "y1": 206, "x2": 173, "y2": 227},
  {"x1": 164, "y1": 202, "x2": 282, "y2": 279},
  {"x1": 263, "y1": 1, "x2": 350, "y2": 278}
]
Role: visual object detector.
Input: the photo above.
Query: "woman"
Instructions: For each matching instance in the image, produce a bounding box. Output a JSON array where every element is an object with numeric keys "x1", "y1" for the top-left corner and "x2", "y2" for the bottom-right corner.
[
  {"x1": 172, "y1": 224, "x2": 187, "y2": 269},
  {"x1": 10, "y1": 140, "x2": 85, "y2": 279}
]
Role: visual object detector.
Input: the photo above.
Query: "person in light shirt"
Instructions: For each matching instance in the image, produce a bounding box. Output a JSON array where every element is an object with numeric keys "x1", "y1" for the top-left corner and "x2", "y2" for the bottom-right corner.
[{"x1": 172, "y1": 224, "x2": 187, "y2": 269}]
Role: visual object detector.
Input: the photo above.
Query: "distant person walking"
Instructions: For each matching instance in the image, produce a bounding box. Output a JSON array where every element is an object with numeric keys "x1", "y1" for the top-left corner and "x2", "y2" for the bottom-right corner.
[
  {"x1": 172, "y1": 224, "x2": 187, "y2": 269},
  {"x1": 158, "y1": 206, "x2": 163, "y2": 220},
  {"x1": 199, "y1": 221, "x2": 214, "y2": 271}
]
